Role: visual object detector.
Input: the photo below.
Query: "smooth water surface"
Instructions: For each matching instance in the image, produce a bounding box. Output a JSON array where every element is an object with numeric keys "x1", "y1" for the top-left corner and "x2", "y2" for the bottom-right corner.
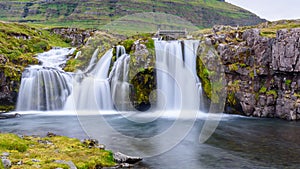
[{"x1": 1, "y1": 112, "x2": 300, "y2": 169}]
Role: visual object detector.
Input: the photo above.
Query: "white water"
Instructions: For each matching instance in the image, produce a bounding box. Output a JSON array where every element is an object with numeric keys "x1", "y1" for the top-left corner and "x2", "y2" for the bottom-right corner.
[
  {"x1": 109, "y1": 47, "x2": 132, "y2": 111},
  {"x1": 64, "y1": 49, "x2": 114, "y2": 111},
  {"x1": 37, "y1": 47, "x2": 75, "y2": 69},
  {"x1": 155, "y1": 40, "x2": 201, "y2": 110},
  {"x1": 17, "y1": 40, "x2": 203, "y2": 113},
  {"x1": 116, "y1": 45, "x2": 126, "y2": 59},
  {"x1": 16, "y1": 48, "x2": 75, "y2": 111}
]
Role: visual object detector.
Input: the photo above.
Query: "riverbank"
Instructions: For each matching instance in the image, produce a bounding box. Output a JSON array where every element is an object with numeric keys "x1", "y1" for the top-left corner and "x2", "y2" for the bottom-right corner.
[{"x1": 0, "y1": 133, "x2": 116, "y2": 168}]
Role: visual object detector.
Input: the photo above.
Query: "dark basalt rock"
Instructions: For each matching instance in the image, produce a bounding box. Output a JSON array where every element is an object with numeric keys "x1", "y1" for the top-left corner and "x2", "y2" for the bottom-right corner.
[{"x1": 0, "y1": 113, "x2": 20, "y2": 119}]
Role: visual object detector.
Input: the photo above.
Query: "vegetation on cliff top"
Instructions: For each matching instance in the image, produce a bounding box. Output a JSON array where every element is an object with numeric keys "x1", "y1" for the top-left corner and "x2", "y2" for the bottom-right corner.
[
  {"x1": 0, "y1": 133, "x2": 115, "y2": 169},
  {"x1": 0, "y1": 0, "x2": 264, "y2": 33}
]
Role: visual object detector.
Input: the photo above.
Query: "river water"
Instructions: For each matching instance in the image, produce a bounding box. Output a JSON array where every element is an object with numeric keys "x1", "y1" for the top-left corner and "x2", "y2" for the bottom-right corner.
[{"x1": 1, "y1": 111, "x2": 300, "y2": 169}]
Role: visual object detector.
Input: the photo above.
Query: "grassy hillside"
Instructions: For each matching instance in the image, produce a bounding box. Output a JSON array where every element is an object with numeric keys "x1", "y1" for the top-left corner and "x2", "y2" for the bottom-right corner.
[{"x1": 0, "y1": 0, "x2": 264, "y2": 33}]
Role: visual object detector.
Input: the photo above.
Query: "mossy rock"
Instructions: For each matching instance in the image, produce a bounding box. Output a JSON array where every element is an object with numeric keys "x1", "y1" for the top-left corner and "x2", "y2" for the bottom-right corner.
[
  {"x1": 130, "y1": 68, "x2": 157, "y2": 111},
  {"x1": 0, "y1": 133, "x2": 116, "y2": 169},
  {"x1": 64, "y1": 31, "x2": 121, "y2": 72}
]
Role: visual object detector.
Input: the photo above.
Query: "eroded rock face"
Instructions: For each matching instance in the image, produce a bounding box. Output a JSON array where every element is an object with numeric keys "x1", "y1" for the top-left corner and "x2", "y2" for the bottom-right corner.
[
  {"x1": 202, "y1": 27, "x2": 300, "y2": 120},
  {"x1": 272, "y1": 28, "x2": 300, "y2": 72},
  {"x1": 50, "y1": 28, "x2": 95, "y2": 46}
]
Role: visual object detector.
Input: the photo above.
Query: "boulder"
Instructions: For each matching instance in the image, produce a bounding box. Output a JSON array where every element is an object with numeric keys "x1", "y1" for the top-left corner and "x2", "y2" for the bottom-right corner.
[{"x1": 113, "y1": 152, "x2": 142, "y2": 164}]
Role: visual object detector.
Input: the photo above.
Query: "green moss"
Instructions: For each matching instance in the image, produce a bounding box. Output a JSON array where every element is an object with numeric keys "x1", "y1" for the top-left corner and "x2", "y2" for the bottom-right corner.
[
  {"x1": 64, "y1": 59, "x2": 83, "y2": 72},
  {"x1": 130, "y1": 68, "x2": 156, "y2": 109},
  {"x1": 227, "y1": 92, "x2": 236, "y2": 106},
  {"x1": 285, "y1": 79, "x2": 292, "y2": 86},
  {"x1": 239, "y1": 63, "x2": 247, "y2": 67},
  {"x1": 197, "y1": 57, "x2": 212, "y2": 99},
  {"x1": 0, "y1": 134, "x2": 28, "y2": 152},
  {"x1": 0, "y1": 133, "x2": 116, "y2": 169},
  {"x1": 145, "y1": 38, "x2": 154, "y2": 50},
  {"x1": 228, "y1": 63, "x2": 239, "y2": 71},
  {"x1": 226, "y1": 80, "x2": 240, "y2": 106},
  {"x1": 0, "y1": 105, "x2": 15, "y2": 112},
  {"x1": 260, "y1": 31, "x2": 276, "y2": 38},
  {"x1": 249, "y1": 71, "x2": 254, "y2": 79},
  {"x1": 294, "y1": 93, "x2": 300, "y2": 98},
  {"x1": 121, "y1": 39, "x2": 135, "y2": 53},
  {"x1": 266, "y1": 90, "x2": 278, "y2": 99},
  {"x1": 259, "y1": 86, "x2": 267, "y2": 93},
  {"x1": 0, "y1": 160, "x2": 3, "y2": 169}
]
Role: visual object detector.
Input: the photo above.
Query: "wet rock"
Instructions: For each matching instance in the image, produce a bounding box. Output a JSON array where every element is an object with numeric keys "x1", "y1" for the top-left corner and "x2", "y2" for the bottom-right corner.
[
  {"x1": 82, "y1": 138, "x2": 99, "y2": 148},
  {"x1": 0, "y1": 113, "x2": 21, "y2": 119},
  {"x1": 47, "y1": 132, "x2": 57, "y2": 137},
  {"x1": 113, "y1": 152, "x2": 142, "y2": 164},
  {"x1": 2, "y1": 159, "x2": 11, "y2": 168}
]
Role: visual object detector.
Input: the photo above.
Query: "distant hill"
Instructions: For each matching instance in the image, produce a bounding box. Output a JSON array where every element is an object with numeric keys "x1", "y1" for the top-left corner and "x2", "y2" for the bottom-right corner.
[{"x1": 0, "y1": 0, "x2": 265, "y2": 32}]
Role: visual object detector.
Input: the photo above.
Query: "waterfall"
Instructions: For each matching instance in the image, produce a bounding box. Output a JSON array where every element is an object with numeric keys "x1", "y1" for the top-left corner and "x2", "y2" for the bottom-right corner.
[
  {"x1": 183, "y1": 40, "x2": 204, "y2": 109},
  {"x1": 64, "y1": 49, "x2": 114, "y2": 111},
  {"x1": 116, "y1": 45, "x2": 126, "y2": 59},
  {"x1": 155, "y1": 40, "x2": 201, "y2": 110},
  {"x1": 84, "y1": 48, "x2": 99, "y2": 73},
  {"x1": 109, "y1": 52, "x2": 131, "y2": 111},
  {"x1": 16, "y1": 48, "x2": 75, "y2": 111},
  {"x1": 16, "y1": 41, "x2": 202, "y2": 112},
  {"x1": 155, "y1": 41, "x2": 183, "y2": 110}
]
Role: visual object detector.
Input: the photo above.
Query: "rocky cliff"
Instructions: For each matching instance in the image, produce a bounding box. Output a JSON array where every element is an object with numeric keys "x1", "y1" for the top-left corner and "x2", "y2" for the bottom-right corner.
[{"x1": 199, "y1": 21, "x2": 300, "y2": 120}]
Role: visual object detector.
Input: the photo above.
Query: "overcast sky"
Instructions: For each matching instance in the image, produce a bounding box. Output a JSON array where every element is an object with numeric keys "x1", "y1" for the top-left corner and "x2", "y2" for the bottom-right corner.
[{"x1": 225, "y1": 0, "x2": 300, "y2": 21}]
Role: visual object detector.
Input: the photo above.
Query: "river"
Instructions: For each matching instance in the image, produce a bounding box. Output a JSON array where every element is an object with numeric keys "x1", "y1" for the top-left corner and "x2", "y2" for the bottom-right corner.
[{"x1": 1, "y1": 111, "x2": 299, "y2": 169}]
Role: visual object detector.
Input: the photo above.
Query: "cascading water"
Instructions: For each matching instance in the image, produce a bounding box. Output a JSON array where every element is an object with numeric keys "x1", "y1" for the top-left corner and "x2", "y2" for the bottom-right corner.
[
  {"x1": 155, "y1": 40, "x2": 202, "y2": 110},
  {"x1": 16, "y1": 48, "x2": 75, "y2": 111},
  {"x1": 183, "y1": 40, "x2": 204, "y2": 109},
  {"x1": 109, "y1": 47, "x2": 131, "y2": 111},
  {"x1": 17, "y1": 40, "x2": 202, "y2": 112},
  {"x1": 64, "y1": 49, "x2": 114, "y2": 111},
  {"x1": 116, "y1": 45, "x2": 126, "y2": 59}
]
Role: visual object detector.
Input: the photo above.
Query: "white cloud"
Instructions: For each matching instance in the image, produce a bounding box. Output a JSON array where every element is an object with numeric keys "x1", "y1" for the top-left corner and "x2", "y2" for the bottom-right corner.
[{"x1": 226, "y1": 0, "x2": 300, "y2": 21}]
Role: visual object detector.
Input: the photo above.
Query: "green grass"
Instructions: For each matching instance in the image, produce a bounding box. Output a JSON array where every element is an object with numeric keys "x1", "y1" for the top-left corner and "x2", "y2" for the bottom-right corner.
[
  {"x1": 260, "y1": 20, "x2": 300, "y2": 38},
  {"x1": 0, "y1": 0, "x2": 264, "y2": 35},
  {"x1": 0, "y1": 133, "x2": 116, "y2": 169}
]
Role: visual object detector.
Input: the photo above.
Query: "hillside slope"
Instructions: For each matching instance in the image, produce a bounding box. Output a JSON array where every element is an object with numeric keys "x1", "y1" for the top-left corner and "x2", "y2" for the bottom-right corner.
[{"x1": 0, "y1": 0, "x2": 265, "y2": 30}]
